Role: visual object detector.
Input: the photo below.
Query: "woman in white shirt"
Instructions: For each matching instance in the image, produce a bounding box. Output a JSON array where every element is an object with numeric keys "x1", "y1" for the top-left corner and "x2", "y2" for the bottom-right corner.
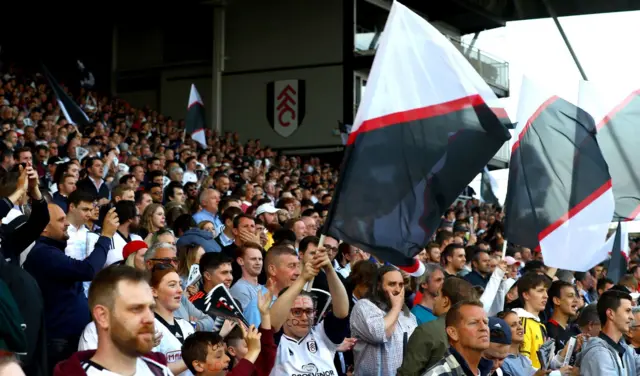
[{"x1": 150, "y1": 264, "x2": 195, "y2": 376}]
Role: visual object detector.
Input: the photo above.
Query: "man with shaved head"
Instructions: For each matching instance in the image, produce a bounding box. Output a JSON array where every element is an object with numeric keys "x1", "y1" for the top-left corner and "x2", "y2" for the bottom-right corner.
[{"x1": 23, "y1": 204, "x2": 120, "y2": 374}]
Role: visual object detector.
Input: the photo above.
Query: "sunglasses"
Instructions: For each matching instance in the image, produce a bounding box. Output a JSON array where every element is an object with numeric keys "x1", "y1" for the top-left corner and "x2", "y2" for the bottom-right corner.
[
  {"x1": 151, "y1": 263, "x2": 175, "y2": 273},
  {"x1": 151, "y1": 257, "x2": 179, "y2": 265}
]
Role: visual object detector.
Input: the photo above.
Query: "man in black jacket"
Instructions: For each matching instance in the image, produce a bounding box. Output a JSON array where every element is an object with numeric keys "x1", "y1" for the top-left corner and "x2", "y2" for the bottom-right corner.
[
  {"x1": 76, "y1": 157, "x2": 110, "y2": 204},
  {"x1": 0, "y1": 165, "x2": 50, "y2": 376}
]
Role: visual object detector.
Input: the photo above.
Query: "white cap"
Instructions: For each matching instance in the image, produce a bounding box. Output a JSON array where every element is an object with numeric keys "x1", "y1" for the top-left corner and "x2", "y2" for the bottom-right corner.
[{"x1": 255, "y1": 203, "x2": 279, "y2": 217}]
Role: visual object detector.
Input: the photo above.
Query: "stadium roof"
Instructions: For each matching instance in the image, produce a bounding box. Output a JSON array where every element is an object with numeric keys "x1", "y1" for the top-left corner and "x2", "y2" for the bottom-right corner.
[{"x1": 405, "y1": 0, "x2": 640, "y2": 34}]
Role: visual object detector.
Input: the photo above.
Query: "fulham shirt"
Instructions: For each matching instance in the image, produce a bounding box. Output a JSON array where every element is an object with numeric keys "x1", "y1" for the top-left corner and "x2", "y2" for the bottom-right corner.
[{"x1": 270, "y1": 313, "x2": 347, "y2": 376}]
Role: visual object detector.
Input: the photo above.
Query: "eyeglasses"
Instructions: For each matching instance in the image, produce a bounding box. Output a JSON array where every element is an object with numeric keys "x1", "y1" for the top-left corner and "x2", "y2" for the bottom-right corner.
[
  {"x1": 151, "y1": 257, "x2": 179, "y2": 265},
  {"x1": 290, "y1": 308, "x2": 315, "y2": 318}
]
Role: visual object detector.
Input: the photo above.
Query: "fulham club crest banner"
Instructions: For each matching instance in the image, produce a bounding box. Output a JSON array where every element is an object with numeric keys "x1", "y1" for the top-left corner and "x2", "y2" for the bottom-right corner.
[{"x1": 267, "y1": 79, "x2": 306, "y2": 138}]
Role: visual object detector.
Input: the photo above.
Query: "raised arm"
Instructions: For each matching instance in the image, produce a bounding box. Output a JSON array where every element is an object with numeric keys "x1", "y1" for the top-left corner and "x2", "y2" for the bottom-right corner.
[
  {"x1": 270, "y1": 261, "x2": 319, "y2": 332},
  {"x1": 316, "y1": 248, "x2": 349, "y2": 319}
]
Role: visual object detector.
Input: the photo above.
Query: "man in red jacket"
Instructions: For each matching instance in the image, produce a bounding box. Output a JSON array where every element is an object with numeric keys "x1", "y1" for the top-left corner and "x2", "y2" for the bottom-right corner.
[{"x1": 54, "y1": 266, "x2": 172, "y2": 375}]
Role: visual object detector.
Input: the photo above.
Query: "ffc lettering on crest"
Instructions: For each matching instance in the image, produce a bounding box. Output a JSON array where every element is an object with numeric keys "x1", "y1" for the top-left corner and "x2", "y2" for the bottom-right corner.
[{"x1": 267, "y1": 79, "x2": 306, "y2": 138}]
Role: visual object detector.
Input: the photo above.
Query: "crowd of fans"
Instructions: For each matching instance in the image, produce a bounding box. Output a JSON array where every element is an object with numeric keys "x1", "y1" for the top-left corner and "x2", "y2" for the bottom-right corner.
[{"x1": 2, "y1": 63, "x2": 640, "y2": 376}]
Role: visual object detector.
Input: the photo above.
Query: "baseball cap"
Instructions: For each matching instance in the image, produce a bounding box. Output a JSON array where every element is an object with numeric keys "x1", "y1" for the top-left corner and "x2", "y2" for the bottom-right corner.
[
  {"x1": 504, "y1": 256, "x2": 521, "y2": 267},
  {"x1": 122, "y1": 240, "x2": 148, "y2": 261},
  {"x1": 255, "y1": 203, "x2": 279, "y2": 217},
  {"x1": 489, "y1": 317, "x2": 512, "y2": 345}
]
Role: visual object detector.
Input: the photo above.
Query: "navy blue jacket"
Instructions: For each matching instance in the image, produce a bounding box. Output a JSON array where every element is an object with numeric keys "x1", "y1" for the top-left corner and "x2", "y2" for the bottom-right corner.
[
  {"x1": 23, "y1": 235, "x2": 112, "y2": 339},
  {"x1": 463, "y1": 270, "x2": 491, "y2": 289},
  {"x1": 52, "y1": 192, "x2": 69, "y2": 213}
]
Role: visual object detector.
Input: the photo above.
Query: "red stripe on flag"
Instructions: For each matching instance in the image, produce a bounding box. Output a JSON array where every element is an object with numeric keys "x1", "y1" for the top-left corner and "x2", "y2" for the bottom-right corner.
[
  {"x1": 347, "y1": 94, "x2": 486, "y2": 145},
  {"x1": 188, "y1": 101, "x2": 204, "y2": 110},
  {"x1": 512, "y1": 96, "x2": 559, "y2": 154},
  {"x1": 490, "y1": 107, "x2": 509, "y2": 119},
  {"x1": 537, "y1": 179, "x2": 613, "y2": 242},
  {"x1": 622, "y1": 204, "x2": 640, "y2": 222},
  {"x1": 596, "y1": 90, "x2": 640, "y2": 131}
]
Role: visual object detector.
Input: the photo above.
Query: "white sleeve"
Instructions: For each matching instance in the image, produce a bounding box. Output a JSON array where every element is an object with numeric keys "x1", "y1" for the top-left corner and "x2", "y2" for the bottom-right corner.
[
  {"x1": 78, "y1": 322, "x2": 98, "y2": 351},
  {"x1": 480, "y1": 267, "x2": 505, "y2": 313}
]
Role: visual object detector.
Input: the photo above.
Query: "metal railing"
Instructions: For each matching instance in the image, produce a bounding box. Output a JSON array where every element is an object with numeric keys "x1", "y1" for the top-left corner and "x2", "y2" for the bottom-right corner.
[{"x1": 446, "y1": 37, "x2": 509, "y2": 92}]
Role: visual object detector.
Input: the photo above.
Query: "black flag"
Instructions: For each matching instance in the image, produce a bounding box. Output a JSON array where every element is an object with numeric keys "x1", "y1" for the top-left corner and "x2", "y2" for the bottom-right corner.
[
  {"x1": 323, "y1": 2, "x2": 510, "y2": 270},
  {"x1": 504, "y1": 78, "x2": 614, "y2": 271},
  {"x1": 607, "y1": 222, "x2": 628, "y2": 283},
  {"x1": 480, "y1": 167, "x2": 500, "y2": 206},
  {"x1": 41, "y1": 64, "x2": 91, "y2": 129}
]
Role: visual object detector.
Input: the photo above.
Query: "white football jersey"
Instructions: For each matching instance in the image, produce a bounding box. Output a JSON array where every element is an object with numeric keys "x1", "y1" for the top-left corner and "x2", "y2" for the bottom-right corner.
[
  {"x1": 270, "y1": 321, "x2": 340, "y2": 376},
  {"x1": 153, "y1": 317, "x2": 195, "y2": 376},
  {"x1": 80, "y1": 357, "x2": 172, "y2": 375}
]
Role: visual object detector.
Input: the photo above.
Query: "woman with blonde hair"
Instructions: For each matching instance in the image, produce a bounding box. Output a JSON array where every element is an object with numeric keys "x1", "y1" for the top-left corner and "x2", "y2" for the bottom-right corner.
[
  {"x1": 197, "y1": 220, "x2": 215, "y2": 234},
  {"x1": 139, "y1": 203, "x2": 166, "y2": 238}
]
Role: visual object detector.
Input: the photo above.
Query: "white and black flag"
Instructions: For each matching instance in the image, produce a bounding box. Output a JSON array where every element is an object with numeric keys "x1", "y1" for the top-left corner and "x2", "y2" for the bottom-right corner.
[
  {"x1": 480, "y1": 167, "x2": 500, "y2": 206},
  {"x1": 42, "y1": 64, "x2": 91, "y2": 129}
]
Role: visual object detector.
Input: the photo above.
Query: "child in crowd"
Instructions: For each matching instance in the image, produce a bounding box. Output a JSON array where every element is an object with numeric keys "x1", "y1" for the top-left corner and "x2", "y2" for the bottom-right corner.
[
  {"x1": 513, "y1": 272, "x2": 551, "y2": 368},
  {"x1": 181, "y1": 326, "x2": 261, "y2": 376}
]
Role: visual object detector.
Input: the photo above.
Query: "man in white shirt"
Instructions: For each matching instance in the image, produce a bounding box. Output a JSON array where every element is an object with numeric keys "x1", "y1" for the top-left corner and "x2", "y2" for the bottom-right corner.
[
  {"x1": 268, "y1": 246, "x2": 350, "y2": 376},
  {"x1": 65, "y1": 190, "x2": 95, "y2": 261},
  {"x1": 182, "y1": 157, "x2": 198, "y2": 185},
  {"x1": 54, "y1": 266, "x2": 172, "y2": 375}
]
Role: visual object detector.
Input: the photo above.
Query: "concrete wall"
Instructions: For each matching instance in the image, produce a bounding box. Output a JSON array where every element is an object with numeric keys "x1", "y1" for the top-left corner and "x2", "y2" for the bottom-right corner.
[
  {"x1": 116, "y1": 26, "x2": 164, "y2": 71},
  {"x1": 224, "y1": 0, "x2": 343, "y2": 73},
  {"x1": 160, "y1": 66, "x2": 212, "y2": 122},
  {"x1": 221, "y1": 0, "x2": 345, "y2": 148},
  {"x1": 223, "y1": 65, "x2": 343, "y2": 148}
]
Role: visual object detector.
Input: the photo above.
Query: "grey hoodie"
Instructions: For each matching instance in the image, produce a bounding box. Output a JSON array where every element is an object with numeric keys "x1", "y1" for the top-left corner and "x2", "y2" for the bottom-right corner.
[{"x1": 575, "y1": 336, "x2": 640, "y2": 376}]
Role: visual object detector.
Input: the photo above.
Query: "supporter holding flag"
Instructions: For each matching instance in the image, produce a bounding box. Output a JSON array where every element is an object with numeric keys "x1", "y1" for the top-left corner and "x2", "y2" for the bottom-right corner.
[
  {"x1": 323, "y1": 1, "x2": 511, "y2": 273},
  {"x1": 268, "y1": 246, "x2": 349, "y2": 376}
]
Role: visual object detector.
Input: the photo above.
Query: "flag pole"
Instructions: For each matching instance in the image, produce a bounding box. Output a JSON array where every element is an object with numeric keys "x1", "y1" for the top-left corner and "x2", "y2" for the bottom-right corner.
[
  {"x1": 303, "y1": 234, "x2": 325, "y2": 292},
  {"x1": 501, "y1": 240, "x2": 508, "y2": 259}
]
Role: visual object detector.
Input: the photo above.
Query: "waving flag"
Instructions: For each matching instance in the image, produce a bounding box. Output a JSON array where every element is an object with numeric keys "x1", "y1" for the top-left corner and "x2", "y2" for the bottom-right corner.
[
  {"x1": 42, "y1": 64, "x2": 91, "y2": 129},
  {"x1": 504, "y1": 77, "x2": 614, "y2": 271},
  {"x1": 322, "y1": 2, "x2": 511, "y2": 268},
  {"x1": 579, "y1": 81, "x2": 640, "y2": 222},
  {"x1": 186, "y1": 84, "x2": 207, "y2": 149},
  {"x1": 606, "y1": 222, "x2": 629, "y2": 283},
  {"x1": 481, "y1": 167, "x2": 501, "y2": 206}
]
